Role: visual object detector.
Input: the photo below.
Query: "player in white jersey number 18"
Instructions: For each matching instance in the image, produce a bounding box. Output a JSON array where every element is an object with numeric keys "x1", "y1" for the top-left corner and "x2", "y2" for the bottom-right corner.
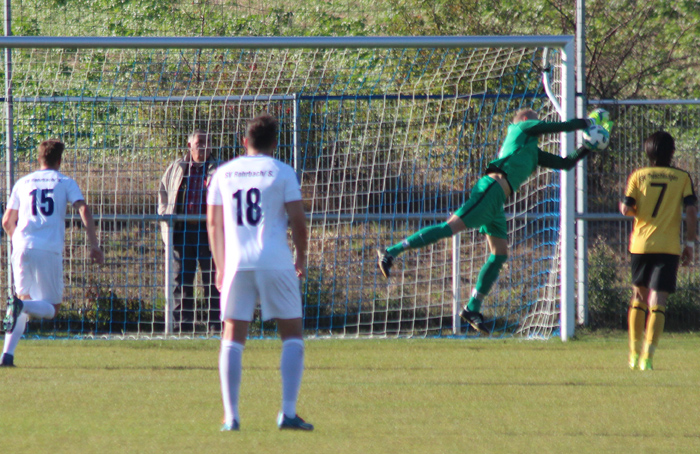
[{"x1": 207, "y1": 114, "x2": 313, "y2": 431}]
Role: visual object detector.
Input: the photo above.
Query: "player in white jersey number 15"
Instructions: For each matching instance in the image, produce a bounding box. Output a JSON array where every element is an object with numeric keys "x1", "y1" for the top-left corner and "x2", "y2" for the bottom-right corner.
[
  {"x1": 207, "y1": 114, "x2": 313, "y2": 431},
  {"x1": 1, "y1": 139, "x2": 104, "y2": 367}
]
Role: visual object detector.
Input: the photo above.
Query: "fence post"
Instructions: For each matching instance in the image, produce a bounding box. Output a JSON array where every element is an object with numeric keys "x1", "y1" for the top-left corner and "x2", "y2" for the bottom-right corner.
[
  {"x1": 293, "y1": 93, "x2": 300, "y2": 177},
  {"x1": 452, "y1": 232, "x2": 461, "y2": 335},
  {"x1": 4, "y1": 0, "x2": 14, "y2": 299},
  {"x1": 164, "y1": 216, "x2": 174, "y2": 335},
  {"x1": 575, "y1": 0, "x2": 589, "y2": 326}
]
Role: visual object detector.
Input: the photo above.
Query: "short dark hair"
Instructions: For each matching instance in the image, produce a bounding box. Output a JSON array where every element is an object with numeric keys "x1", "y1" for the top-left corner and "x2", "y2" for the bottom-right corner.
[
  {"x1": 38, "y1": 139, "x2": 64, "y2": 167},
  {"x1": 644, "y1": 131, "x2": 675, "y2": 167},
  {"x1": 246, "y1": 114, "x2": 278, "y2": 151}
]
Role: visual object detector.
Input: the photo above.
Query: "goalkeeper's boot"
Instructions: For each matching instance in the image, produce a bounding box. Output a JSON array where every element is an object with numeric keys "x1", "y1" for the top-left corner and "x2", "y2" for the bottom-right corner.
[
  {"x1": 640, "y1": 358, "x2": 653, "y2": 371},
  {"x1": 628, "y1": 352, "x2": 640, "y2": 370},
  {"x1": 0, "y1": 353, "x2": 14, "y2": 367},
  {"x1": 3, "y1": 295, "x2": 24, "y2": 333},
  {"x1": 220, "y1": 420, "x2": 240, "y2": 431},
  {"x1": 277, "y1": 412, "x2": 314, "y2": 431},
  {"x1": 460, "y1": 310, "x2": 490, "y2": 336},
  {"x1": 377, "y1": 250, "x2": 394, "y2": 279}
]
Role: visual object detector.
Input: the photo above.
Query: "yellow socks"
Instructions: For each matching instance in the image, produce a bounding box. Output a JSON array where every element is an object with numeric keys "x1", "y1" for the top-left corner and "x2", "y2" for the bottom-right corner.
[
  {"x1": 628, "y1": 300, "x2": 648, "y2": 366},
  {"x1": 642, "y1": 307, "x2": 666, "y2": 362}
]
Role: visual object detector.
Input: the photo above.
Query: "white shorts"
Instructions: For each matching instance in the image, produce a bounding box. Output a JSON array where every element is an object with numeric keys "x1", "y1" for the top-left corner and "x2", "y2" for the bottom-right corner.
[
  {"x1": 12, "y1": 248, "x2": 63, "y2": 304},
  {"x1": 221, "y1": 269, "x2": 302, "y2": 322}
]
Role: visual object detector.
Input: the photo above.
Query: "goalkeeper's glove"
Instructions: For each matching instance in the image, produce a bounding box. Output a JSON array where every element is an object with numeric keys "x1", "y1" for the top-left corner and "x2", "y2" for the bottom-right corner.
[{"x1": 588, "y1": 108, "x2": 614, "y2": 134}]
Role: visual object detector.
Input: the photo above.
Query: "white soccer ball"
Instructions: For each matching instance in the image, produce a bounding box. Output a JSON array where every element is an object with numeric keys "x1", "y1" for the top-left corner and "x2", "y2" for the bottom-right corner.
[{"x1": 582, "y1": 124, "x2": 610, "y2": 151}]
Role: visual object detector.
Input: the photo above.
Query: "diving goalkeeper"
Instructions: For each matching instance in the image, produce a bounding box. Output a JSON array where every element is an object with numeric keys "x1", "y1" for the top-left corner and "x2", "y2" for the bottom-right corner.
[{"x1": 377, "y1": 108, "x2": 612, "y2": 335}]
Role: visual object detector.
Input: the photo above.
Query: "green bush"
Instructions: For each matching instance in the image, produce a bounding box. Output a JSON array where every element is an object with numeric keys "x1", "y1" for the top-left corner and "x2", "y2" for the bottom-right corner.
[
  {"x1": 587, "y1": 238, "x2": 629, "y2": 329},
  {"x1": 666, "y1": 271, "x2": 700, "y2": 331},
  {"x1": 587, "y1": 238, "x2": 700, "y2": 331},
  {"x1": 79, "y1": 286, "x2": 157, "y2": 334}
]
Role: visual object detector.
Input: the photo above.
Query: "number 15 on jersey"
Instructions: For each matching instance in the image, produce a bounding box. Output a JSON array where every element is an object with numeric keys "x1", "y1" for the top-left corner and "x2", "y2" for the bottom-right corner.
[{"x1": 30, "y1": 188, "x2": 54, "y2": 216}]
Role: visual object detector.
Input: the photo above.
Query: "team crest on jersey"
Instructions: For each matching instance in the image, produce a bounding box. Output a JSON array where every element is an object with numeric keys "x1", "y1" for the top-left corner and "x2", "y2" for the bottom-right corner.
[
  {"x1": 639, "y1": 172, "x2": 678, "y2": 184},
  {"x1": 225, "y1": 170, "x2": 274, "y2": 178}
]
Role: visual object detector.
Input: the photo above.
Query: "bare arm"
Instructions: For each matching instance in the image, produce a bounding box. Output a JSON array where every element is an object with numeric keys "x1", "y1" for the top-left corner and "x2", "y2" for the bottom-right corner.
[
  {"x1": 681, "y1": 204, "x2": 698, "y2": 266},
  {"x1": 2, "y1": 208, "x2": 18, "y2": 238},
  {"x1": 686, "y1": 205, "x2": 698, "y2": 242},
  {"x1": 74, "y1": 200, "x2": 104, "y2": 264},
  {"x1": 207, "y1": 203, "x2": 225, "y2": 291},
  {"x1": 285, "y1": 200, "x2": 308, "y2": 278}
]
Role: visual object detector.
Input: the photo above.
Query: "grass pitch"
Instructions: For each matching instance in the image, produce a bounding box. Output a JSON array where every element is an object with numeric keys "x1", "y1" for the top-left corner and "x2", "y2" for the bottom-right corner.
[{"x1": 2, "y1": 333, "x2": 700, "y2": 454}]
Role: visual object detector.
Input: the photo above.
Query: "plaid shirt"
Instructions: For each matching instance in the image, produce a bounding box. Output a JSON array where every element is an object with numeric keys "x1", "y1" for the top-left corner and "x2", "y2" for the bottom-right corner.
[{"x1": 183, "y1": 162, "x2": 207, "y2": 216}]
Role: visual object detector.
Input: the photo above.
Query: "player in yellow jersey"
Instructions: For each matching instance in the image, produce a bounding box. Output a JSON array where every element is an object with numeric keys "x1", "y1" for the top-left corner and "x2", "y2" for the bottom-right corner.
[{"x1": 620, "y1": 131, "x2": 697, "y2": 370}]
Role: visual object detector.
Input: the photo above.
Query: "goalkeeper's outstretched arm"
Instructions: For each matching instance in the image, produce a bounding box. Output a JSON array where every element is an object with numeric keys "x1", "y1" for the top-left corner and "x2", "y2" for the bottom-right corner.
[
  {"x1": 537, "y1": 146, "x2": 592, "y2": 171},
  {"x1": 524, "y1": 108, "x2": 614, "y2": 136},
  {"x1": 523, "y1": 118, "x2": 593, "y2": 136}
]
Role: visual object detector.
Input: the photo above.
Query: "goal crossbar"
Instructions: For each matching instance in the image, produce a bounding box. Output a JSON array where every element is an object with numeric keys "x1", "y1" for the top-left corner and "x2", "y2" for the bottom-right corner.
[{"x1": 0, "y1": 35, "x2": 574, "y2": 50}]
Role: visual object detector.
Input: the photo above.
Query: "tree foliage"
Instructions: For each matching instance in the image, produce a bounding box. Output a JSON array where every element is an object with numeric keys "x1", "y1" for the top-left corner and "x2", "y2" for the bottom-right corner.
[
  {"x1": 383, "y1": 0, "x2": 700, "y2": 99},
  {"x1": 10, "y1": 0, "x2": 700, "y2": 98}
]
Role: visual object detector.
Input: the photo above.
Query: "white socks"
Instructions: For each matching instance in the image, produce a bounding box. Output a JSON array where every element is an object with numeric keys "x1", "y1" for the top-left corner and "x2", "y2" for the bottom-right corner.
[
  {"x1": 1, "y1": 300, "x2": 54, "y2": 358},
  {"x1": 280, "y1": 338, "x2": 305, "y2": 418},
  {"x1": 219, "y1": 340, "x2": 244, "y2": 425},
  {"x1": 3, "y1": 312, "x2": 28, "y2": 356},
  {"x1": 219, "y1": 337, "x2": 305, "y2": 424},
  {"x1": 22, "y1": 300, "x2": 56, "y2": 319}
]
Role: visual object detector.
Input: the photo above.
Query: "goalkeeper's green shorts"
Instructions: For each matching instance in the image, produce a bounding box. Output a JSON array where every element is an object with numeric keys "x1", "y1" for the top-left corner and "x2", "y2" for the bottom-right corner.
[{"x1": 453, "y1": 175, "x2": 508, "y2": 239}]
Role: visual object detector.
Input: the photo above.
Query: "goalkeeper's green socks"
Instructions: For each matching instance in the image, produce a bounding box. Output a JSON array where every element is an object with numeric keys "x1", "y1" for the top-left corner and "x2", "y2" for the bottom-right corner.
[
  {"x1": 466, "y1": 254, "x2": 507, "y2": 312},
  {"x1": 466, "y1": 294, "x2": 482, "y2": 313},
  {"x1": 385, "y1": 222, "x2": 453, "y2": 257}
]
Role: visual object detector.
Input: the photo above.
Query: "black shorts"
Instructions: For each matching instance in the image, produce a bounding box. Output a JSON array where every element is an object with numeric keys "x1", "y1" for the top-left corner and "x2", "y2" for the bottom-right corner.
[{"x1": 630, "y1": 253, "x2": 680, "y2": 293}]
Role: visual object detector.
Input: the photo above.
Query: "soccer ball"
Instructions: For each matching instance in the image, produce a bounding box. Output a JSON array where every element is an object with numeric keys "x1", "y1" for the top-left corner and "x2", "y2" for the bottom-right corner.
[{"x1": 582, "y1": 124, "x2": 610, "y2": 151}]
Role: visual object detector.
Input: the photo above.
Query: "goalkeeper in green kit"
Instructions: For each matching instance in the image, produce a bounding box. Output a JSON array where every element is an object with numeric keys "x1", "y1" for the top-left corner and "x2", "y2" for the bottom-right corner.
[{"x1": 377, "y1": 108, "x2": 613, "y2": 335}]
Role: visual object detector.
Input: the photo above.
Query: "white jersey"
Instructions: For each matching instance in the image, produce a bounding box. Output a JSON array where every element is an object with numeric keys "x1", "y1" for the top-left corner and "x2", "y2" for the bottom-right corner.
[
  {"x1": 207, "y1": 155, "x2": 302, "y2": 272},
  {"x1": 7, "y1": 169, "x2": 84, "y2": 254}
]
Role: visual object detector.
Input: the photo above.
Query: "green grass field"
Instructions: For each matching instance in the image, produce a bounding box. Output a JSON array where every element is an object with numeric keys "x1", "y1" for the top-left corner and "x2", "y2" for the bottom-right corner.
[{"x1": 2, "y1": 333, "x2": 700, "y2": 454}]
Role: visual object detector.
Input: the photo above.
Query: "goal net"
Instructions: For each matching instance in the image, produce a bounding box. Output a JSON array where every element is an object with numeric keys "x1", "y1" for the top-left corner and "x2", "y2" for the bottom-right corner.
[{"x1": 0, "y1": 37, "x2": 574, "y2": 339}]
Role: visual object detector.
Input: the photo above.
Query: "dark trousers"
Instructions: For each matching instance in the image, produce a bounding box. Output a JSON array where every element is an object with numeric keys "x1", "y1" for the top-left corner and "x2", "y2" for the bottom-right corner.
[{"x1": 172, "y1": 223, "x2": 221, "y2": 332}]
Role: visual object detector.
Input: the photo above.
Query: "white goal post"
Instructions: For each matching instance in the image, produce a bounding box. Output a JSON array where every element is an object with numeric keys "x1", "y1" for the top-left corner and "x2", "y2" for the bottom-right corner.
[{"x1": 0, "y1": 36, "x2": 576, "y2": 340}]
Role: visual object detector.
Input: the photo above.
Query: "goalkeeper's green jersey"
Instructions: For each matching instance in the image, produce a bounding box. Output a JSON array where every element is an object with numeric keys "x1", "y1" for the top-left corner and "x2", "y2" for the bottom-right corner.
[{"x1": 487, "y1": 118, "x2": 589, "y2": 193}]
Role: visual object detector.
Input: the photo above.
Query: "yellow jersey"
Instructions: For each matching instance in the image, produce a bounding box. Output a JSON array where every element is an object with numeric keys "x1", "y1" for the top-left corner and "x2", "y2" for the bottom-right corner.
[{"x1": 624, "y1": 166, "x2": 697, "y2": 255}]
